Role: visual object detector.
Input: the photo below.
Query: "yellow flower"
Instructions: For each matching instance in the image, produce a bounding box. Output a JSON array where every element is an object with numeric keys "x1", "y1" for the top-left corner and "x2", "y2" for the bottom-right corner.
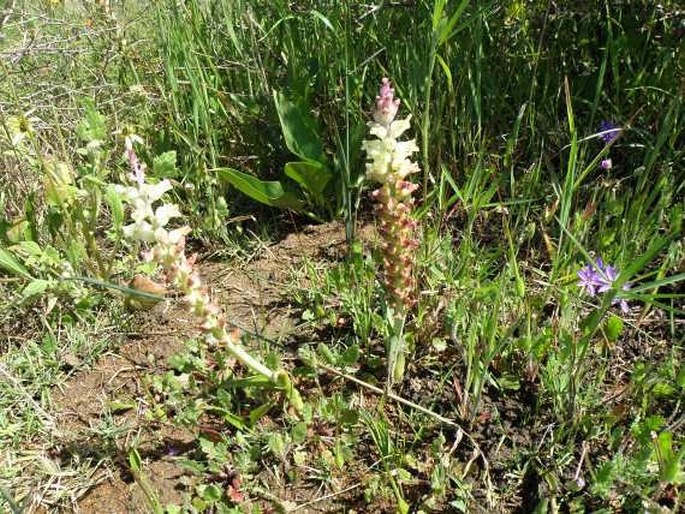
[{"x1": 5, "y1": 114, "x2": 39, "y2": 147}]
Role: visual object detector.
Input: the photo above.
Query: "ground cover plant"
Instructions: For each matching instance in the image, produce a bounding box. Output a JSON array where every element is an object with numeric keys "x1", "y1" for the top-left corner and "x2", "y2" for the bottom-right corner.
[{"x1": 1, "y1": 1, "x2": 683, "y2": 513}]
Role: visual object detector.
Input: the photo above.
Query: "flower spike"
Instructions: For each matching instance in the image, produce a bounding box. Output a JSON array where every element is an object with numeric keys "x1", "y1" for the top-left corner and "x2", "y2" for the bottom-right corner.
[{"x1": 115, "y1": 137, "x2": 302, "y2": 412}]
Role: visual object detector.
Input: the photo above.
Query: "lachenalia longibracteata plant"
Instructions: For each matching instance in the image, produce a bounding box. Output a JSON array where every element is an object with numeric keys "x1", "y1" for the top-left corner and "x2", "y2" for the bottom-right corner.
[
  {"x1": 114, "y1": 137, "x2": 303, "y2": 413},
  {"x1": 362, "y1": 78, "x2": 420, "y2": 388}
]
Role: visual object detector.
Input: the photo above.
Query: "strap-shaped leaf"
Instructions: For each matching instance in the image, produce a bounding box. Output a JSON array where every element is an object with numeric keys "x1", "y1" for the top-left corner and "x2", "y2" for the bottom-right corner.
[{"x1": 216, "y1": 168, "x2": 305, "y2": 211}]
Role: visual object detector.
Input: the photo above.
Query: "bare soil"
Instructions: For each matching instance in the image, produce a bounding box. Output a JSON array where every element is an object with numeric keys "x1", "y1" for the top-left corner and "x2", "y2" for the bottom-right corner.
[{"x1": 41, "y1": 222, "x2": 358, "y2": 513}]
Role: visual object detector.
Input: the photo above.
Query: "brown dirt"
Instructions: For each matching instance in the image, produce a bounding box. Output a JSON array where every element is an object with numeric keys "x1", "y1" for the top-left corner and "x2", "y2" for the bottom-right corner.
[{"x1": 24, "y1": 221, "x2": 368, "y2": 513}]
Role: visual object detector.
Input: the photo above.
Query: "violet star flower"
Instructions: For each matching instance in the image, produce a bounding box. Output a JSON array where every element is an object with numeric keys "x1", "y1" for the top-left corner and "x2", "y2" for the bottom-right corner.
[
  {"x1": 577, "y1": 263, "x2": 603, "y2": 296},
  {"x1": 578, "y1": 256, "x2": 631, "y2": 313},
  {"x1": 598, "y1": 263, "x2": 631, "y2": 313},
  {"x1": 598, "y1": 120, "x2": 621, "y2": 144},
  {"x1": 597, "y1": 263, "x2": 619, "y2": 293}
]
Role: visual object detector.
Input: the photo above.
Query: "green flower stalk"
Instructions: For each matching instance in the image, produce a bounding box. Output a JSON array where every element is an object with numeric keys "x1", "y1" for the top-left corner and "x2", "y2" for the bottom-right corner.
[
  {"x1": 115, "y1": 137, "x2": 302, "y2": 412},
  {"x1": 362, "y1": 78, "x2": 420, "y2": 385}
]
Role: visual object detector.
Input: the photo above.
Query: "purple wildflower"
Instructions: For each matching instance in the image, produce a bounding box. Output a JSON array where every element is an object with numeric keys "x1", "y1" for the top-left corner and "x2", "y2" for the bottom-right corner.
[
  {"x1": 597, "y1": 263, "x2": 619, "y2": 293},
  {"x1": 600, "y1": 158, "x2": 612, "y2": 170},
  {"x1": 578, "y1": 256, "x2": 631, "y2": 313},
  {"x1": 577, "y1": 263, "x2": 603, "y2": 296},
  {"x1": 598, "y1": 120, "x2": 621, "y2": 144}
]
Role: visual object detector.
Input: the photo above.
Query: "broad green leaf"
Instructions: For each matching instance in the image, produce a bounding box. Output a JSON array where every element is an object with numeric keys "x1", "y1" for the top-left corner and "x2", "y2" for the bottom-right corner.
[
  {"x1": 662, "y1": 453, "x2": 683, "y2": 484},
  {"x1": 290, "y1": 421, "x2": 308, "y2": 444},
  {"x1": 273, "y1": 91, "x2": 325, "y2": 162},
  {"x1": 339, "y1": 408, "x2": 359, "y2": 426},
  {"x1": 22, "y1": 279, "x2": 50, "y2": 299},
  {"x1": 340, "y1": 343, "x2": 360, "y2": 366},
  {"x1": 199, "y1": 484, "x2": 222, "y2": 502},
  {"x1": 76, "y1": 100, "x2": 107, "y2": 142},
  {"x1": 5, "y1": 219, "x2": 30, "y2": 243},
  {"x1": 605, "y1": 314, "x2": 624, "y2": 342},
  {"x1": 152, "y1": 151, "x2": 178, "y2": 178},
  {"x1": 216, "y1": 168, "x2": 305, "y2": 211},
  {"x1": 0, "y1": 247, "x2": 31, "y2": 279},
  {"x1": 284, "y1": 160, "x2": 333, "y2": 204},
  {"x1": 17, "y1": 240, "x2": 43, "y2": 257},
  {"x1": 496, "y1": 374, "x2": 521, "y2": 391}
]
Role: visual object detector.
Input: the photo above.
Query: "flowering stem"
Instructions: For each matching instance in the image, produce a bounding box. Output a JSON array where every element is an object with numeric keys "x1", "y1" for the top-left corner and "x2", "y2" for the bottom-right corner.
[
  {"x1": 220, "y1": 331, "x2": 277, "y2": 381},
  {"x1": 363, "y1": 78, "x2": 420, "y2": 386},
  {"x1": 115, "y1": 138, "x2": 303, "y2": 413}
]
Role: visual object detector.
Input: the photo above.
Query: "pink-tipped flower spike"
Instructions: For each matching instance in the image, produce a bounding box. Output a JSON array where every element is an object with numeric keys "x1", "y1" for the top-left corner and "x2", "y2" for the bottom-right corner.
[
  {"x1": 363, "y1": 78, "x2": 422, "y2": 386},
  {"x1": 125, "y1": 137, "x2": 146, "y2": 186},
  {"x1": 115, "y1": 137, "x2": 303, "y2": 413},
  {"x1": 363, "y1": 78, "x2": 420, "y2": 313}
]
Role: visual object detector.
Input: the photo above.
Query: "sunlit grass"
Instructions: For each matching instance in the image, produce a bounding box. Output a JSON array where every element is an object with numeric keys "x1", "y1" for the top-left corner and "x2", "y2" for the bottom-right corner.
[{"x1": 0, "y1": 1, "x2": 683, "y2": 512}]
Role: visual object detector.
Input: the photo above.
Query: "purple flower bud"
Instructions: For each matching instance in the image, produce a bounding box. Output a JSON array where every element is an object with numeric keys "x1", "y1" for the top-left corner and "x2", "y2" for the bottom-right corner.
[
  {"x1": 601, "y1": 158, "x2": 612, "y2": 170},
  {"x1": 125, "y1": 139, "x2": 147, "y2": 185}
]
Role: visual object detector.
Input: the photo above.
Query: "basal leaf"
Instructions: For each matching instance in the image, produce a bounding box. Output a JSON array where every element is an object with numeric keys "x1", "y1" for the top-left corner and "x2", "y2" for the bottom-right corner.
[
  {"x1": 152, "y1": 151, "x2": 178, "y2": 178},
  {"x1": 284, "y1": 160, "x2": 333, "y2": 204},
  {"x1": 216, "y1": 168, "x2": 305, "y2": 211}
]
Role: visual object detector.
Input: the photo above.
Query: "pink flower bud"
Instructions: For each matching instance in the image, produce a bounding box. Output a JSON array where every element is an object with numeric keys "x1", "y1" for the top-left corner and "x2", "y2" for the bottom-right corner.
[{"x1": 373, "y1": 78, "x2": 400, "y2": 126}]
